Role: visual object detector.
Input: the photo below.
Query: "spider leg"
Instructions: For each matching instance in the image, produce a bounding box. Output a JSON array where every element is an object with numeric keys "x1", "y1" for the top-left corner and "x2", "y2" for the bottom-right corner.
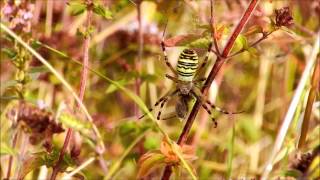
[
  {"x1": 139, "y1": 89, "x2": 179, "y2": 119},
  {"x1": 157, "y1": 97, "x2": 169, "y2": 120},
  {"x1": 201, "y1": 103, "x2": 218, "y2": 128},
  {"x1": 205, "y1": 100, "x2": 245, "y2": 115},
  {"x1": 161, "y1": 113, "x2": 177, "y2": 120},
  {"x1": 193, "y1": 77, "x2": 206, "y2": 83},
  {"x1": 161, "y1": 22, "x2": 178, "y2": 76},
  {"x1": 194, "y1": 41, "x2": 213, "y2": 78},
  {"x1": 190, "y1": 89, "x2": 218, "y2": 127},
  {"x1": 157, "y1": 90, "x2": 179, "y2": 120},
  {"x1": 165, "y1": 74, "x2": 179, "y2": 83}
]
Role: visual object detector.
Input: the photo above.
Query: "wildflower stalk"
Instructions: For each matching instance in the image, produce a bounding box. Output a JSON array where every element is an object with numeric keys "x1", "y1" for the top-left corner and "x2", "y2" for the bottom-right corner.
[
  {"x1": 161, "y1": 0, "x2": 260, "y2": 179},
  {"x1": 135, "y1": 0, "x2": 143, "y2": 118},
  {"x1": 50, "y1": 0, "x2": 93, "y2": 179}
]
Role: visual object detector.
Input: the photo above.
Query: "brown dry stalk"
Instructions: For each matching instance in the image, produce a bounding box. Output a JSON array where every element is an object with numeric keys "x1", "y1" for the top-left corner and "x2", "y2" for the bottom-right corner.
[
  {"x1": 298, "y1": 62, "x2": 319, "y2": 149},
  {"x1": 161, "y1": 0, "x2": 260, "y2": 179},
  {"x1": 49, "y1": 1, "x2": 93, "y2": 179}
]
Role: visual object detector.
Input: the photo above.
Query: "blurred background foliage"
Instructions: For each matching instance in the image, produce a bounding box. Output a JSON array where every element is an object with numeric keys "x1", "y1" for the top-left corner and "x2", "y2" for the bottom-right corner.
[{"x1": 0, "y1": 0, "x2": 319, "y2": 179}]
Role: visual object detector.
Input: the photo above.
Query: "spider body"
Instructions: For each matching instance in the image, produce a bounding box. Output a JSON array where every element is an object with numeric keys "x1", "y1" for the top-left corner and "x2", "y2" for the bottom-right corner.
[
  {"x1": 177, "y1": 49, "x2": 198, "y2": 82},
  {"x1": 139, "y1": 28, "x2": 242, "y2": 127},
  {"x1": 175, "y1": 94, "x2": 191, "y2": 119}
]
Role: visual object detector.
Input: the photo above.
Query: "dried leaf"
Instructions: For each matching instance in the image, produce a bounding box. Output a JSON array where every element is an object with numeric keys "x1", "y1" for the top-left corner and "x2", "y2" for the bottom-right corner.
[
  {"x1": 214, "y1": 24, "x2": 226, "y2": 40},
  {"x1": 137, "y1": 152, "x2": 165, "y2": 178},
  {"x1": 164, "y1": 34, "x2": 200, "y2": 47},
  {"x1": 243, "y1": 25, "x2": 264, "y2": 36}
]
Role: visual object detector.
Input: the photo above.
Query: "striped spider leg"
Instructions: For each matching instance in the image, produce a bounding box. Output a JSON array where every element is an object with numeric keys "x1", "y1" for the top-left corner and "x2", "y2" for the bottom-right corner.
[
  {"x1": 190, "y1": 87, "x2": 244, "y2": 127},
  {"x1": 139, "y1": 90, "x2": 179, "y2": 120}
]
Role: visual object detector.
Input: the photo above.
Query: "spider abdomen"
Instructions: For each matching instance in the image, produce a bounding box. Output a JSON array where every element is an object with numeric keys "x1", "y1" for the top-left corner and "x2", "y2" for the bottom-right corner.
[
  {"x1": 177, "y1": 49, "x2": 198, "y2": 82},
  {"x1": 176, "y1": 96, "x2": 189, "y2": 119}
]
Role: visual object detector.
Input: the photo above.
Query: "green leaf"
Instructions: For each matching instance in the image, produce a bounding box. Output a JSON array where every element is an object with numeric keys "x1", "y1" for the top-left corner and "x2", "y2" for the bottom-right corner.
[
  {"x1": 1, "y1": 48, "x2": 17, "y2": 59},
  {"x1": 69, "y1": 2, "x2": 86, "y2": 16},
  {"x1": 188, "y1": 38, "x2": 211, "y2": 49},
  {"x1": 59, "y1": 113, "x2": 92, "y2": 136},
  {"x1": 239, "y1": 118, "x2": 260, "y2": 143},
  {"x1": 247, "y1": 47, "x2": 258, "y2": 58},
  {"x1": 141, "y1": 74, "x2": 157, "y2": 83},
  {"x1": 93, "y1": 3, "x2": 112, "y2": 19},
  {"x1": 28, "y1": 66, "x2": 49, "y2": 80},
  {"x1": 119, "y1": 121, "x2": 139, "y2": 136},
  {"x1": 235, "y1": 35, "x2": 249, "y2": 50},
  {"x1": 283, "y1": 169, "x2": 302, "y2": 178},
  {"x1": 28, "y1": 66, "x2": 49, "y2": 73},
  {"x1": 143, "y1": 136, "x2": 160, "y2": 150},
  {"x1": 42, "y1": 149, "x2": 60, "y2": 167},
  {"x1": 106, "y1": 79, "x2": 128, "y2": 94},
  {"x1": 0, "y1": 142, "x2": 17, "y2": 156},
  {"x1": 30, "y1": 40, "x2": 42, "y2": 49}
]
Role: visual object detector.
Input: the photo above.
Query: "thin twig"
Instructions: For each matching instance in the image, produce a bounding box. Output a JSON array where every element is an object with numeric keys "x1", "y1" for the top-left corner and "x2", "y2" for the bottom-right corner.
[
  {"x1": 50, "y1": 1, "x2": 93, "y2": 179},
  {"x1": 135, "y1": 0, "x2": 143, "y2": 118},
  {"x1": 161, "y1": 1, "x2": 260, "y2": 179},
  {"x1": 210, "y1": 0, "x2": 220, "y2": 55}
]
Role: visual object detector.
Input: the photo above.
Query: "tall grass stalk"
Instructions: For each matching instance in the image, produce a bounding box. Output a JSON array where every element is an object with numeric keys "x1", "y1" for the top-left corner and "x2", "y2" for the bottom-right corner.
[{"x1": 261, "y1": 32, "x2": 320, "y2": 180}]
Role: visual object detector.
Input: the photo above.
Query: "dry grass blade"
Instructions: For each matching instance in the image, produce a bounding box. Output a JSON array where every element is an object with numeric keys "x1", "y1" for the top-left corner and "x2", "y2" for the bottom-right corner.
[{"x1": 261, "y1": 32, "x2": 320, "y2": 180}]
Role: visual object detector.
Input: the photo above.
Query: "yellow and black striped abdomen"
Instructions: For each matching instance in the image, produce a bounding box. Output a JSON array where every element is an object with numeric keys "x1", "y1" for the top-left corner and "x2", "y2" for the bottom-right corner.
[{"x1": 177, "y1": 49, "x2": 198, "y2": 81}]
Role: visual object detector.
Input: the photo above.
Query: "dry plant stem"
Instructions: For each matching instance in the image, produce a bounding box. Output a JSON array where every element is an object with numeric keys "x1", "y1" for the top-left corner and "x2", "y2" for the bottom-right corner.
[
  {"x1": 50, "y1": 1, "x2": 93, "y2": 180},
  {"x1": 45, "y1": 0, "x2": 53, "y2": 37},
  {"x1": 161, "y1": 0, "x2": 259, "y2": 179},
  {"x1": 6, "y1": 131, "x2": 18, "y2": 180},
  {"x1": 135, "y1": 0, "x2": 143, "y2": 118},
  {"x1": 298, "y1": 64, "x2": 319, "y2": 149}
]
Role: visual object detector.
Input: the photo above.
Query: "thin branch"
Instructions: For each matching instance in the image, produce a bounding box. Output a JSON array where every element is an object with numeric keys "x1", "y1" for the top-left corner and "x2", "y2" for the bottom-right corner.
[
  {"x1": 161, "y1": 0, "x2": 260, "y2": 179},
  {"x1": 50, "y1": 1, "x2": 93, "y2": 179},
  {"x1": 135, "y1": 0, "x2": 143, "y2": 118},
  {"x1": 210, "y1": 0, "x2": 220, "y2": 55}
]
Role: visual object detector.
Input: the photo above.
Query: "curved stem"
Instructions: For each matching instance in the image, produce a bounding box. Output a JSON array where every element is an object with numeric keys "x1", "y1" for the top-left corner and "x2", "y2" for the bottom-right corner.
[{"x1": 50, "y1": 1, "x2": 93, "y2": 179}]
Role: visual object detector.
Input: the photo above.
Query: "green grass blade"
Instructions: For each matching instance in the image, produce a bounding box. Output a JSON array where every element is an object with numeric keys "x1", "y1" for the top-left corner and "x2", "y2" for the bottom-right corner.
[{"x1": 226, "y1": 125, "x2": 235, "y2": 179}]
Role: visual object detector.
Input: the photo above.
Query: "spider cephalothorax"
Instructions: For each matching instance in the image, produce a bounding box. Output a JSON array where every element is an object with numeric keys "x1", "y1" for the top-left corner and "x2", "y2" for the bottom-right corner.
[{"x1": 140, "y1": 28, "x2": 241, "y2": 127}]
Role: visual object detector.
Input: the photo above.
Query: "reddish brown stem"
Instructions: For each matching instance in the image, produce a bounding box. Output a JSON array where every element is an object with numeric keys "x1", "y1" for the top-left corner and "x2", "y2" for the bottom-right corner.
[
  {"x1": 161, "y1": 0, "x2": 259, "y2": 179},
  {"x1": 50, "y1": 1, "x2": 93, "y2": 179}
]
